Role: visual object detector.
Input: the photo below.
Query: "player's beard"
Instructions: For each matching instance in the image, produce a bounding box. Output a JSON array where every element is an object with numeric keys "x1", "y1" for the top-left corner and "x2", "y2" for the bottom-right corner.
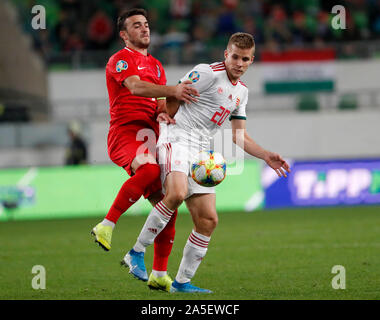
[{"x1": 129, "y1": 36, "x2": 150, "y2": 50}]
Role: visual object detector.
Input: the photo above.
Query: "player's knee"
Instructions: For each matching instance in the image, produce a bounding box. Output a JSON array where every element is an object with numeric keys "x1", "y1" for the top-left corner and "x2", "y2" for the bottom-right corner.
[
  {"x1": 198, "y1": 214, "x2": 218, "y2": 234},
  {"x1": 165, "y1": 190, "x2": 186, "y2": 208},
  {"x1": 132, "y1": 153, "x2": 157, "y2": 171},
  {"x1": 138, "y1": 163, "x2": 161, "y2": 182},
  {"x1": 147, "y1": 162, "x2": 161, "y2": 176},
  {"x1": 149, "y1": 163, "x2": 161, "y2": 180},
  {"x1": 207, "y1": 215, "x2": 218, "y2": 231}
]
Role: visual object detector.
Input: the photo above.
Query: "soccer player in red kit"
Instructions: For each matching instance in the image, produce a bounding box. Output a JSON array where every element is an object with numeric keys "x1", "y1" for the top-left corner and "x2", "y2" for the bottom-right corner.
[{"x1": 91, "y1": 8, "x2": 199, "y2": 291}]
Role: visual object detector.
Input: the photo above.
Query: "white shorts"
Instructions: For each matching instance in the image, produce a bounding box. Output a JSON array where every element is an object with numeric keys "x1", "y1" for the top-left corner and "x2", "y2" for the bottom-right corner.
[{"x1": 157, "y1": 141, "x2": 216, "y2": 199}]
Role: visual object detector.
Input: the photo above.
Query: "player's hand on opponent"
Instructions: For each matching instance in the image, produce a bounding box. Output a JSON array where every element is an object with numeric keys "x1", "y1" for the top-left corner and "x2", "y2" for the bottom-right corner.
[
  {"x1": 264, "y1": 151, "x2": 291, "y2": 177},
  {"x1": 175, "y1": 80, "x2": 199, "y2": 104},
  {"x1": 157, "y1": 112, "x2": 176, "y2": 124}
]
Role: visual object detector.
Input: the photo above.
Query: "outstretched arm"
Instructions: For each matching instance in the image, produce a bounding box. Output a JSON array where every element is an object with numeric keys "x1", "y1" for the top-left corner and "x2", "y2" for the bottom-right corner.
[
  {"x1": 231, "y1": 119, "x2": 291, "y2": 177},
  {"x1": 123, "y1": 77, "x2": 199, "y2": 104}
]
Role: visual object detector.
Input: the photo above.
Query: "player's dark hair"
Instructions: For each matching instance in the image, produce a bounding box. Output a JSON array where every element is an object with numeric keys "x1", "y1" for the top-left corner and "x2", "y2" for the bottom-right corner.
[
  {"x1": 117, "y1": 8, "x2": 148, "y2": 32},
  {"x1": 228, "y1": 32, "x2": 255, "y2": 51}
]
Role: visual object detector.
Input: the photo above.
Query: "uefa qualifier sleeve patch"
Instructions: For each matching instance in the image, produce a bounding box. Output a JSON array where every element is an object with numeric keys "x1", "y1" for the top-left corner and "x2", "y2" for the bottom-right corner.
[
  {"x1": 116, "y1": 60, "x2": 128, "y2": 72},
  {"x1": 188, "y1": 71, "x2": 200, "y2": 83}
]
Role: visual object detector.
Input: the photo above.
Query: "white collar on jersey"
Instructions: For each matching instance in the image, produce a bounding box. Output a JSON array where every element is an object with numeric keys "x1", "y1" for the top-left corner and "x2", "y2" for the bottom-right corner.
[{"x1": 124, "y1": 46, "x2": 150, "y2": 57}]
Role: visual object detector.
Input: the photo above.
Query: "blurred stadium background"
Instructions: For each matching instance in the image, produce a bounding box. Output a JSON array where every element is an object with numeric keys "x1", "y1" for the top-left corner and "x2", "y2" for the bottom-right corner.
[{"x1": 1, "y1": 0, "x2": 380, "y2": 300}]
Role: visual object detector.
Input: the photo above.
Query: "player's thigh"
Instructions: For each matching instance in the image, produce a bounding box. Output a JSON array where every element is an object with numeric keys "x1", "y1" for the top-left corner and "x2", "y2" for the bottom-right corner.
[
  {"x1": 158, "y1": 142, "x2": 191, "y2": 199},
  {"x1": 131, "y1": 122, "x2": 158, "y2": 172},
  {"x1": 164, "y1": 171, "x2": 189, "y2": 202},
  {"x1": 108, "y1": 122, "x2": 158, "y2": 175},
  {"x1": 131, "y1": 152, "x2": 157, "y2": 173},
  {"x1": 185, "y1": 193, "x2": 218, "y2": 236}
]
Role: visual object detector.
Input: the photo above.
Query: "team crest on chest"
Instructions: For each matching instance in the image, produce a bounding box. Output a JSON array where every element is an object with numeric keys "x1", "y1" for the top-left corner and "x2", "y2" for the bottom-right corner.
[
  {"x1": 217, "y1": 87, "x2": 223, "y2": 94},
  {"x1": 116, "y1": 60, "x2": 128, "y2": 72},
  {"x1": 228, "y1": 94, "x2": 233, "y2": 101},
  {"x1": 236, "y1": 97, "x2": 240, "y2": 107}
]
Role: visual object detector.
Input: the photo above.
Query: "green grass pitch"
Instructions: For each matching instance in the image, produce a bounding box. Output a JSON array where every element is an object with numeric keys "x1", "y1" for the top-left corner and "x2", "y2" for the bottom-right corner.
[{"x1": 0, "y1": 206, "x2": 379, "y2": 300}]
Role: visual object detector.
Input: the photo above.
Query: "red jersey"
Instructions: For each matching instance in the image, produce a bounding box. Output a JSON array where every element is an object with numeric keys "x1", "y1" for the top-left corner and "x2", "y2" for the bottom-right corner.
[{"x1": 105, "y1": 46, "x2": 167, "y2": 128}]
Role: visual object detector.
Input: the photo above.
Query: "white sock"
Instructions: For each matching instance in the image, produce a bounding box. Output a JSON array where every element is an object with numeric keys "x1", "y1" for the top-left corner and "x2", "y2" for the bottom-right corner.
[
  {"x1": 133, "y1": 201, "x2": 174, "y2": 253},
  {"x1": 101, "y1": 218, "x2": 115, "y2": 229},
  {"x1": 152, "y1": 270, "x2": 167, "y2": 278},
  {"x1": 175, "y1": 230, "x2": 210, "y2": 284}
]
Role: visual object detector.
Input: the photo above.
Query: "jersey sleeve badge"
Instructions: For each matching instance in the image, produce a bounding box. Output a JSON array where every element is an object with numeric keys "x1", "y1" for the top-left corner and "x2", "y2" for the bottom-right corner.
[
  {"x1": 188, "y1": 71, "x2": 200, "y2": 83},
  {"x1": 116, "y1": 60, "x2": 128, "y2": 72}
]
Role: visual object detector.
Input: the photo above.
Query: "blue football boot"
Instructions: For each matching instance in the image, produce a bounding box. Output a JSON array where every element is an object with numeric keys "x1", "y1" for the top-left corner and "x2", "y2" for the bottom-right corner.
[
  {"x1": 170, "y1": 280, "x2": 213, "y2": 293},
  {"x1": 121, "y1": 249, "x2": 148, "y2": 282}
]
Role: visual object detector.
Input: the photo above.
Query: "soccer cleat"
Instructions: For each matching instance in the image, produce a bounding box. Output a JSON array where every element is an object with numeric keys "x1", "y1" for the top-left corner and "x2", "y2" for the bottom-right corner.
[
  {"x1": 91, "y1": 223, "x2": 112, "y2": 251},
  {"x1": 120, "y1": 249, "x2": 148, "y2": 281},
  {"x1": 170, "y1": 280, "x2": 213, "y2": 293},
  {"x1": 147, "y1": 273, "x2": 173, "y2": 292}
]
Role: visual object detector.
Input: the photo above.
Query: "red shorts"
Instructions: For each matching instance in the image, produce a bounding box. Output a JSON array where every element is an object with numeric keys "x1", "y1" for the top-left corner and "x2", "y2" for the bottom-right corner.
[{"x1": 107, "y1": 121, "x2": 161, "y2": 198}]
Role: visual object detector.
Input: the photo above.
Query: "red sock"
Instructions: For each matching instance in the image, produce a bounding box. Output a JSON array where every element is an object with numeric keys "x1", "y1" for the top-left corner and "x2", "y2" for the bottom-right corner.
[
  {"x1": 105, "y1": 163, "x2": 160, "y2": 224},
  {"x1": 153, "y1": 209, "x2": 178, "y2": 271}
]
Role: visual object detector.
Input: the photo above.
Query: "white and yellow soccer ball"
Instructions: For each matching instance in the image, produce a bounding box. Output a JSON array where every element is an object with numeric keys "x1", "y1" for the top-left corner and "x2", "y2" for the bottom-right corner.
[{"x1": 191, "y1": 150, "x2": 227, "y2": 187}]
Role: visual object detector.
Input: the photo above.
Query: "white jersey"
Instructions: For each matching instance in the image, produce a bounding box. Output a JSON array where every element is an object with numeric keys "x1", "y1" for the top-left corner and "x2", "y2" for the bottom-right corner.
[{"x1": 158, "y1": 62, "x2": 249, "y2": 149}]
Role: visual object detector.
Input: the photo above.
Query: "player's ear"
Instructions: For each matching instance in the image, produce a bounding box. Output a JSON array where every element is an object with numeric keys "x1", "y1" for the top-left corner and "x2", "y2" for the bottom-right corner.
[
  {"x1": 224, "y1": 49, "x2": 228, "y2": 60},
  {"x1": 119, "y1": 30, "x2": 128, "y2": 41},
  {"x1": 250, "y1": 47, "x2": 255, "y2": 63}
]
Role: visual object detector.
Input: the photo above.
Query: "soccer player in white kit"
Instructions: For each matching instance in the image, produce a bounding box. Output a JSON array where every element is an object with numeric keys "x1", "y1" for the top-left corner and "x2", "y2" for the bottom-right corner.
[{"x1": 123, "y1": 33, "x2": 291, "y2": 293}]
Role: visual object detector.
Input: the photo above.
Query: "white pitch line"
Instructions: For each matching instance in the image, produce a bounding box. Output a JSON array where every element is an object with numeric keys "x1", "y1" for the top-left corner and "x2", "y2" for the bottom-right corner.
[
  {"x1": 17, "y1": 167, "x2": 38, "y2": 186},
  {"x1": 244, "y1": 190, "x2": 264, "y2": 212}
]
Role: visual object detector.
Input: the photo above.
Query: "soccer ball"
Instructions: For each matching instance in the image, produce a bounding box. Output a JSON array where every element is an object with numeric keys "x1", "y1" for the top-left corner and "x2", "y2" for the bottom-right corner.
[{"x1": 191, "y1": 150, "x2": 227, "y2": 187}]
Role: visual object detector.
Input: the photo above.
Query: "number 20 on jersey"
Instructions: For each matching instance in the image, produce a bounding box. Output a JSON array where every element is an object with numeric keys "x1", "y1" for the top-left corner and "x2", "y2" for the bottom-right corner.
[{"x1": 211, "y1": 106, "x2": 230, "y2": 126}]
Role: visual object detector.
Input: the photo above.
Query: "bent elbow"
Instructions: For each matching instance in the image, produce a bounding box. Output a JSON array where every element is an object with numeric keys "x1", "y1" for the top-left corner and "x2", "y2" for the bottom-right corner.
[
  {"x1": 129, "y1": 86, "x2": 138, "y2": 96},
  {"x1": 126, "y1": 80, "x2": 141, "y2": 96}
]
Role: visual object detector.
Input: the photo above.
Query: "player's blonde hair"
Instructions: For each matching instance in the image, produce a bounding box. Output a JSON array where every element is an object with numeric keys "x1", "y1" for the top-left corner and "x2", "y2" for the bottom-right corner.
[{"x1": 227, "y1": 32, "x2": 255, "y2": 51}]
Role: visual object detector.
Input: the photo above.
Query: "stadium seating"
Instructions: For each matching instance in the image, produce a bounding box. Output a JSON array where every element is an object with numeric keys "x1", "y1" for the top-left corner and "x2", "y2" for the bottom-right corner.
[{"x1": 9, "y1": 0, "x2": 380, "y2": 67}]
